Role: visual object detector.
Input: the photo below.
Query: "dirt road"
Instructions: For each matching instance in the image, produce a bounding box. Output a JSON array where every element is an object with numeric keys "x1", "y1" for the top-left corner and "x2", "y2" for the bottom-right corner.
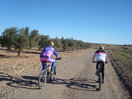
[{"x1": 0, "y1": 49, "x2": 129, "y2": 99}]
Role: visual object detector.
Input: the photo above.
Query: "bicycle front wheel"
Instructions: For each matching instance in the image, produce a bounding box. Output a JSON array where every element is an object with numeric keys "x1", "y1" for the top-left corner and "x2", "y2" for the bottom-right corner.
[{"x1": 38, "y1": 70, "x2": 47, "y2": 89}]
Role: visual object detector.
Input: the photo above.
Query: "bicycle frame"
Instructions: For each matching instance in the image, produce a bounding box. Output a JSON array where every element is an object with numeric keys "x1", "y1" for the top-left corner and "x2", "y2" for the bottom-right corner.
[
  {"x1": 46, "y1": 62, "x2": 52, "y2": 72},
  {"x1": 38, "y1": 58, "x2": 61, "y2": 89}
]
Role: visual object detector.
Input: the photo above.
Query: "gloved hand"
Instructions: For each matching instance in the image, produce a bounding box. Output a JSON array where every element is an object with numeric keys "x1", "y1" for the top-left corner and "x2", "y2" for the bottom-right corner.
[{"x1": 57, "y1": 57, "x2": 61, "y2": 60}]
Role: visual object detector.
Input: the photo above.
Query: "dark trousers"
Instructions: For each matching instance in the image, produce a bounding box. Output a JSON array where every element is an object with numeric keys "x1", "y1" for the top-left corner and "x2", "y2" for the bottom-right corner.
[{"x1": 96, "y1": 61, "x2": 104, "y2": 80}]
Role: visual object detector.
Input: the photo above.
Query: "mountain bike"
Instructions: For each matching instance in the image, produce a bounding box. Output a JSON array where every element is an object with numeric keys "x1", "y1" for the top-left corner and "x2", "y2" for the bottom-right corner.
[
  {"x1": 38, "y1": 58, "x2": 61, "y2": 89},
  {"x1": 96, "y1": 62, "x2": 104, "y2": 91}
]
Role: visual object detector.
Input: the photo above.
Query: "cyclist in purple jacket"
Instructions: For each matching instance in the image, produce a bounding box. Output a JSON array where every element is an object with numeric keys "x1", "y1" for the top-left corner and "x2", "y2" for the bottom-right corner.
[{"x1": 40, "y1": 41, "x2": 61, "y2": 74}]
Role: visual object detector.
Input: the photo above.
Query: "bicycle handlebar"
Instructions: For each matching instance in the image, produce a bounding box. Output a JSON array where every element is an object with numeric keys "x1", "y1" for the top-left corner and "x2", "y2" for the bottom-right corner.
[{"x1": 55, "y1": 57, "x2": 61, "y2": 60}]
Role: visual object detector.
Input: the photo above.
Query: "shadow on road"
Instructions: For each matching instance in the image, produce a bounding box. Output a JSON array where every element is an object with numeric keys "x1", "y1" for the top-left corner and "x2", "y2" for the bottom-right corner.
[
  {"x1": 0, "y1": 72, "x2": 39, "y2": 90},
  {"x1": 51, "y1": 78, "x2": 98, "y2": 91},
  {"x1": 0, "y1": 72, "x2": 98, "y2": 91},
  {"x1": 0, "y1": 54, "x2": 13, "y2": 58}
]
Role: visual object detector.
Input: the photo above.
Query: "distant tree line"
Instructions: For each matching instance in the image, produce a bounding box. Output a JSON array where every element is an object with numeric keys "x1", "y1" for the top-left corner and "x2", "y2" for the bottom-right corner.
[{"x1": 0, "y1": 27, "x2": 91, "y2": 56}]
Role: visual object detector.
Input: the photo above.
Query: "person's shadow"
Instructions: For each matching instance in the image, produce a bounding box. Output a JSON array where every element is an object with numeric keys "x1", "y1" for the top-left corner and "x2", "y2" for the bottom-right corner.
[
  {"x1": 0, "y1": 72, "x2": 98, "y2": 91},
  {"x1": 0, "y1": 72, "x2": 39, "y2": 90},
  {"x1": 51, "y1": 78, "x2": 98, "y2": 91}
]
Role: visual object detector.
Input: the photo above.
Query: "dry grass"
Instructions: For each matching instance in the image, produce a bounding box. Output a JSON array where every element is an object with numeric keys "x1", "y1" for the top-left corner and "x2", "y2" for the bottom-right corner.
[{"x1": 107, "y1": 45, "x2": 132, "y2": 96}]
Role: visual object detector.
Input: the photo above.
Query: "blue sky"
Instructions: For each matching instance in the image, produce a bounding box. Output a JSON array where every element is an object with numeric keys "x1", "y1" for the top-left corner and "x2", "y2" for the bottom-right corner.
[{"x1": 0, "y1": 0, "x2": 132, "y2": 45}]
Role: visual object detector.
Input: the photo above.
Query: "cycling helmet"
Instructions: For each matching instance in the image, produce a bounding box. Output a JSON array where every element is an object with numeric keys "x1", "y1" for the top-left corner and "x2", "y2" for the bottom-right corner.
[
  {"x1": 98, "y1": 46, "x2": 104, "y2": 50},
  {"x1": 49, "y1": 41, "x2": 54, "y2": 46}
]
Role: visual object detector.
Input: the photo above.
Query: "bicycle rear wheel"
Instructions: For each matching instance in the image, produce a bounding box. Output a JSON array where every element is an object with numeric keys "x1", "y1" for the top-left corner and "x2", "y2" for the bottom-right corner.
[
  {"x1": 38, "y1": 70, "x2": 47, "y2": 89},
  {"x1": 98, "y1": 73, "x2": 102, "y2": 90}
]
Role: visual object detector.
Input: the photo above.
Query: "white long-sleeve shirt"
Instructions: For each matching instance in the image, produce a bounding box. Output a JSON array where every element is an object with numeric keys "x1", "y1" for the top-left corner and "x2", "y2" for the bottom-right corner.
[{"x1": 93, "y1": 49, "x2": 108, "y2": 62}]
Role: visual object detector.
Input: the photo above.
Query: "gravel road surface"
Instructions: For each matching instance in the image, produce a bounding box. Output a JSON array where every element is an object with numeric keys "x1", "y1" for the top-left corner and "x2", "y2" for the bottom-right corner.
[{"x1": 0, "y1": 49, "x2": 129, "y2": 99}]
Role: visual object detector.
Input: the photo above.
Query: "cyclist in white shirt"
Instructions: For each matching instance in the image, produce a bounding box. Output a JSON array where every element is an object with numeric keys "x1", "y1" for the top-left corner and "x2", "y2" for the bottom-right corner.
[{"x1": 92, "y1": 46, "x2": 108, "y2": 83}]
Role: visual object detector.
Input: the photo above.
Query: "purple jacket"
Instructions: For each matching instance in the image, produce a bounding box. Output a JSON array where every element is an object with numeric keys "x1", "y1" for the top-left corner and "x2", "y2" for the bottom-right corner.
[{"x1": 40, "y1": 46, "x2": 59, "y2": 62}]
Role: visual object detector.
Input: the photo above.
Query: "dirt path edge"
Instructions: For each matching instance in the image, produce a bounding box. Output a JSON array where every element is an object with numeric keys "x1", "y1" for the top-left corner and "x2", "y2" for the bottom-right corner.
[{"x1": 108, "y1": 50, "x2": 132, "y2": 98}]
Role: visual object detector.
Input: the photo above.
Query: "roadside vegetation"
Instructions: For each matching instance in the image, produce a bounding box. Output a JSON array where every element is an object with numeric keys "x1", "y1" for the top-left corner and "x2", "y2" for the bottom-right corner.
[
  {"x1": 107, "y1": 45, "x2": 132, "y2": 96},
  {"x1": 0, "y1": 27, "x2": 91, "y2": 56},
  {"x1": 116, "y1": 50, "x2": 132, "y2": 69},
  {"x1": 0, "y1": 27, "x2": 91, "y2": 74}
]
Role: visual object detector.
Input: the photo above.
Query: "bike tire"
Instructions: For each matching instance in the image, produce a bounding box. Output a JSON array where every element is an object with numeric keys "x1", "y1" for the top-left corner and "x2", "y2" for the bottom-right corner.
[
  {"x1": 98, "y1": 73, "x2": 102, "y2": 90},
  {"x1": 38, "y1": 70, "x2": 47, "y2": 89}
]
